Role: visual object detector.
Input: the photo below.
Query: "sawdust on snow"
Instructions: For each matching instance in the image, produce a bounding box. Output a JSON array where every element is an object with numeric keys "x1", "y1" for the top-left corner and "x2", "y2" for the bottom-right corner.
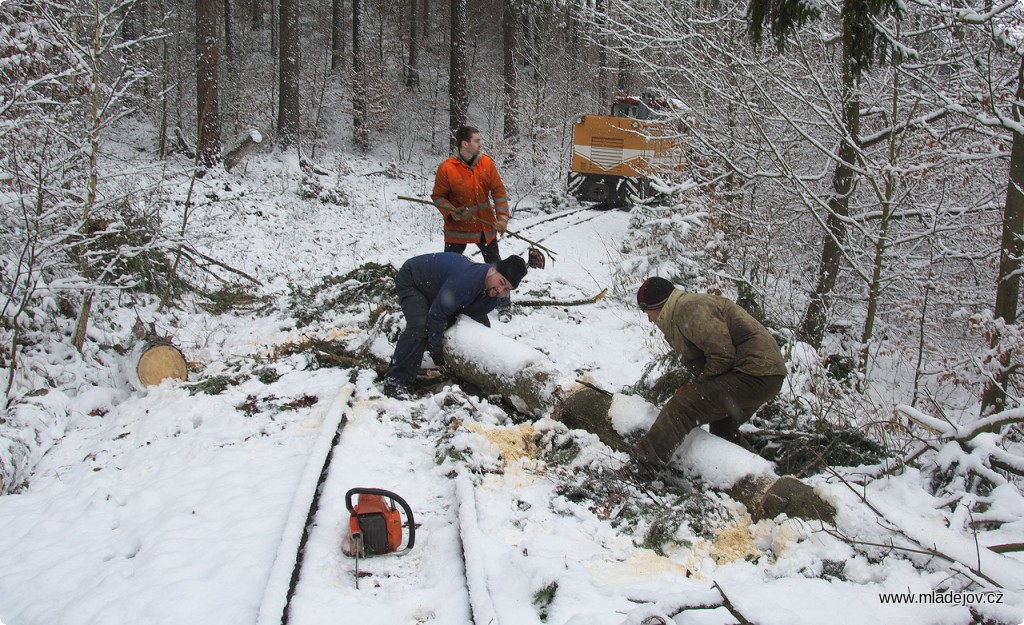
[{"x1": 465, "y1": 422, "x2": 540, "y2": 465}]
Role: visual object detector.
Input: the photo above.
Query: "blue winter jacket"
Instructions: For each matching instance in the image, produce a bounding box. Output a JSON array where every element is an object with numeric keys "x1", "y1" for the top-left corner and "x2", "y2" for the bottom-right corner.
[{"x1": 396, "y1": 253, "x2": 499, "y2": 356}]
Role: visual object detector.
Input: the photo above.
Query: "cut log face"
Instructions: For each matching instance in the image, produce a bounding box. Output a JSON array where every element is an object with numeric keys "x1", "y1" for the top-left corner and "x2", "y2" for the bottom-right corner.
[{"x1": 136, "y1": 344, "x2": 189, "y2": 387}]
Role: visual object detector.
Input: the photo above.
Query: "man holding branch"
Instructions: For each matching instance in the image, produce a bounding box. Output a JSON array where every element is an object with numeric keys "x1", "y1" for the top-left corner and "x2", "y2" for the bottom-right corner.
[{"x1": 432, "y1": 125, "x2": 513, "y2": 320}]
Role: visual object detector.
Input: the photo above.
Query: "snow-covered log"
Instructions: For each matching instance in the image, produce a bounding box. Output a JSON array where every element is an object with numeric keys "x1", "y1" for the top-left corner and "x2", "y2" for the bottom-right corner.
[
  {"x1": 559, "y1": 386, "x2": 836, "y2": 523},
  {"x1": 443, "y1": 318, "x2": 560, "y2": 417},
  {"x1": 443, "y1": 320, "x2": 835, "y2": 523}
]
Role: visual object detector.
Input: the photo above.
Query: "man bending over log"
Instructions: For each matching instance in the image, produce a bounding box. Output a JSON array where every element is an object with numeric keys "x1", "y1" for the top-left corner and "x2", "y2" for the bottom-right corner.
[
  {"x1": 632, "y1": 277, "x2": 787, "y2": 468},
  {"x1": 382, "y1": 252, "x2": 528, "y2": 397}
]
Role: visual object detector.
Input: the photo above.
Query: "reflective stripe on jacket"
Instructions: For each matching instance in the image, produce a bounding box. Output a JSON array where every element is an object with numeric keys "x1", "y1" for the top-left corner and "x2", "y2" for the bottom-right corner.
[{"x1": 431, "y1": 152, "x2": 510, "y2": 245}]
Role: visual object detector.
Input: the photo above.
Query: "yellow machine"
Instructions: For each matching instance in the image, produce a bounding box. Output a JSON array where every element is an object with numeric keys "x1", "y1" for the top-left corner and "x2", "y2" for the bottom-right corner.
[{"x1": 568, "y1": 93, "x2": 686, "y2": 206}]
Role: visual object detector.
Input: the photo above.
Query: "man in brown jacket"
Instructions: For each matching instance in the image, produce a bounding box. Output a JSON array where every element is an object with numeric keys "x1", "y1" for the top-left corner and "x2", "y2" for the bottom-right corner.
[{"x1": 632, "y1": 277, "x2": 787, "y2": 468}]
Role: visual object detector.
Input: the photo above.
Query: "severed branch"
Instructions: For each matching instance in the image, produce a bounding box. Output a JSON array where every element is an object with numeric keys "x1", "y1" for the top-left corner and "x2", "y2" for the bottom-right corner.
[
  {"x1": 822, "y1": 466, "x2": 1003, "y2": 588},
  {"x1": 516, "y1": 289, "x2": 608, "y2": 308},
  {"x1": 396, "y1": 195, "x2": 559, "y2": 259},
  {"x1": 183, "y1": 244, "x2": 262, "y2": 285},
  {"x1": 575, "y1": 378, "x2": 613, "y2": 396},
  {"x1": 713, "y1": 582, "x2": 756, "y2": 625},
  {"x1": 988, "y1": 542, "x2": 1024, "y2": 554}
]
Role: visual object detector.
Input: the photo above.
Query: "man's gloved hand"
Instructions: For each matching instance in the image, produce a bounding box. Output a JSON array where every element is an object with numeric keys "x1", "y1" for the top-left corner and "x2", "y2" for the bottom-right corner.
[
  {"x1": 527, "y1": 247, "x2": 545, "y2": 269},
  {"x1": 451, "y1": 207, "x2": 474, "y2": 222},
  {"x1": 495, "y1": 217, "x2": 509, "y2": 233}
]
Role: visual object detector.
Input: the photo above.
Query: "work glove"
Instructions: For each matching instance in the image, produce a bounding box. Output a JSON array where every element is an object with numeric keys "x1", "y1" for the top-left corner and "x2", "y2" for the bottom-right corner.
[
  {"x1": 495, "y1": 217, "x2": 509, "y2": 233},
  {"x1": 527, "y1": 247, "x2": 545, "y2": 269},
  {"x1": 451, "y1": 208, "x2": 474, "y2": 222}
]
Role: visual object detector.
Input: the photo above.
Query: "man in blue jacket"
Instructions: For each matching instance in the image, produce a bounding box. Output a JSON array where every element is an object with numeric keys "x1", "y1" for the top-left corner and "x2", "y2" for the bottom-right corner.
[{"x1": 383, "y1": 252, "x2": 528, "y2": 396}]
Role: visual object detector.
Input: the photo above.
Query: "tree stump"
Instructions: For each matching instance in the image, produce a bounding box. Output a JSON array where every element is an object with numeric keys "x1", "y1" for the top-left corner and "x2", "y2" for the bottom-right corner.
[{"x1": 224, "y1": 129, "x2": 263, "y2": 171}]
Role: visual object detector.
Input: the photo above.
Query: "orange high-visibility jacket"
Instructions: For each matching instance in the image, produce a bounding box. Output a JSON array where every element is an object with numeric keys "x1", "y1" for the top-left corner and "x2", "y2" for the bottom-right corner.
[{"x1": 431, "y1": 152, "x2": 510, "y2": 246}]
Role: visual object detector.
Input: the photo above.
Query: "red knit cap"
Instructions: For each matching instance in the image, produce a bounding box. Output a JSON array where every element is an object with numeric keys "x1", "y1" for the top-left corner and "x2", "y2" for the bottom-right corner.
[{"x1": 636, "y1": 277, "x2": 674, "y2": 311}]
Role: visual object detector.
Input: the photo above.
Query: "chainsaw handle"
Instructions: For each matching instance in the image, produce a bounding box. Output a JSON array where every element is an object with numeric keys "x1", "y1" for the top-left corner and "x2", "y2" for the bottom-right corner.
[{"x1": 344, "y1": 487, "x2": 416, "y2": 551}]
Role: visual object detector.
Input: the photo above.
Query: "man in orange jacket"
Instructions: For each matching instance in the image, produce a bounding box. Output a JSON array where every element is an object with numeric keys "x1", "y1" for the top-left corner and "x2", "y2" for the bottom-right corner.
[{"x1": 432, "y1": 126, "x2": 513, "y2": 319}]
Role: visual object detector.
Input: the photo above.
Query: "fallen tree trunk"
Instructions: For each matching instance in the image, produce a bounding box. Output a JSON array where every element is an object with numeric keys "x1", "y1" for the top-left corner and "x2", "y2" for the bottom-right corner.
[
  {"x1": 443, "y1": 319, "x2": 558, "y2": 416},
  {"x1": 442, "y1": 319, "x2": 836, "y2": 524}
]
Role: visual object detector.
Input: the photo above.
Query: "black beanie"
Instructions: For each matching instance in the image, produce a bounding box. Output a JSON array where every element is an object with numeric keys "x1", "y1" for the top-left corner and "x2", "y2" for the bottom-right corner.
[
  {"x1": 637, "y1": 277, "x2": 674, "y2": 311},
  {"x1": 496, "y1": 255, "x2": 528, "y2": 289}
]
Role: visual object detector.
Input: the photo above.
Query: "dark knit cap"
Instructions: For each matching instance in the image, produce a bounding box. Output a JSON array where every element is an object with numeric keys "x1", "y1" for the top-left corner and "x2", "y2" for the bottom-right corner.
[
  {"x1": 636, "y1": 277, "x2": 674, "y2": 311},
  {"x1": 496, "y1": 255, "x2": 528, "y2": 289}
]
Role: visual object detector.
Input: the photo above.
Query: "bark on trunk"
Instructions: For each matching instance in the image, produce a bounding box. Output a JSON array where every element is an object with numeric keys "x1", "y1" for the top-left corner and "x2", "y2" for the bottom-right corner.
[
  {"x1": 981, "y1": 55, "x2": 1024, "y2": 416},
  {"x1": 406, "y1": 0, "x2": 420, "y2": 89},
  {"x1": 196, "y1": 0, "x2": 223, "y2": 167},
  {"x1": 449, "y1": 0, "x2": 469, "y2": 141},
  {"x1": 277, "y1": 0, "x2": 300, "y2": 148},
  {"x1": 502, "y1": 0, "x2": 518, "y2": 143}
]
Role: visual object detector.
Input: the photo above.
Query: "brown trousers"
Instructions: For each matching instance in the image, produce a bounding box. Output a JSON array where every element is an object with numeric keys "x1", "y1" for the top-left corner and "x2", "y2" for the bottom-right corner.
[{"x1": 634, "y1": 372, "x2": 785, "y2": 466}]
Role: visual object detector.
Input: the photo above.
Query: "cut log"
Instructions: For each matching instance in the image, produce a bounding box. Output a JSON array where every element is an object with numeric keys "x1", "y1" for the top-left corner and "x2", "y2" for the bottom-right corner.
[
  {"x1": 124, "y1": 318, "x2": 189, "y2": 390},
  {"x1": 443, "y1": 318, "x2": 560, "y2": 416},
  {"x1": 442, "y1": 320, "x2": 836, "y2": 524},
  {"x1": 136, "y1": 343, "x2": 189, "y2": 387},
  {"x1": 224, "y1": 128, "x2": 263, "y2": 171}
]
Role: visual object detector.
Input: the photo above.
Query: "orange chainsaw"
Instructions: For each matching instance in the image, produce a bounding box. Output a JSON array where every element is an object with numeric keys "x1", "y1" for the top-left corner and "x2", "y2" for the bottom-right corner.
[{"x1": 344, "y1": 488, "x2": 415, "y2": 586}]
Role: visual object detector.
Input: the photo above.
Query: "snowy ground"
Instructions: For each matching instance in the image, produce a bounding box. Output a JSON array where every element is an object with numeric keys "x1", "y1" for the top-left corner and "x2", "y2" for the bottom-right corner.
[{"x1": 1, "y1": 150, "x2": 1023, "y2": 625}]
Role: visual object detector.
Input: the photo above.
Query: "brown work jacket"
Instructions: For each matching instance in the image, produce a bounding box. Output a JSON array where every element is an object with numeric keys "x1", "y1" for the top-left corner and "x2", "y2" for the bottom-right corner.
[{"x1": 655, "y1": 290, "x2": 787, "y2": 381}]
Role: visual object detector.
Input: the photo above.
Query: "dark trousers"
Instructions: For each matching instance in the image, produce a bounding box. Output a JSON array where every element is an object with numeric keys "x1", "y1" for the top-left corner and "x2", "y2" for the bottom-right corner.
[
  {"x1": 445, "y1": 236, "x2": 511, "y2": 313},
  {"x1": 444, "y1": 236, "x2": 501, "y2": 263},
  {"x1": 384, "y1": 269, "x2": 432, "y2": 386},
  {"x1": 634, "y1": 373, "x2": 785, "y2": 465}
]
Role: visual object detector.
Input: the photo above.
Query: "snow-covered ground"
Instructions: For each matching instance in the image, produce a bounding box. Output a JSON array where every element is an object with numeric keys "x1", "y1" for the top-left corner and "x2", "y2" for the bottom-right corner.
[{"x1": 1, "y1": 149, "x2": 1023, "y2": 625}]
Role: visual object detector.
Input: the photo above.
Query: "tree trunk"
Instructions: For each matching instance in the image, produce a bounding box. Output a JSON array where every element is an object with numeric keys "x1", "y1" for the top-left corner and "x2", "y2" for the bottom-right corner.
[
  {"x1": 406, "y1": 0, "x2": 420, "y2": 89},
  {"x1": 981, "y1": 55, "x2": 1024, "y2": 416},
  {"x1": 797, "y1": 12, "x2": 860, "y2": 349},
  {"x1": 121, "y1": 0, "x2": 140, "y2": 72},
  {"x1": 158, "y1": 0, "x2": 169, "y2": 158},
  {"x1": 250, "y1": 0, "x2": 264, "y2": 30},
  {"x1": 331, "y1": 0, "x2": 345, "y2": 70},
  {"x1": 196, "y1": 0, "x2": 223, "y2": 168},
  {"x1": 73, "y1": 0, "x2": 107, "y2": 352},
  {"x1": 617, "y1": 55, "x2": 633, "y2": 96},
  {"x1": 502, "y1": 0, "x2": 518, "y2": 144},
  {"x1": 352, "y1": 0, "x2": 368, "y2": 150},
  {"x1": 224, "y1": 0, "x2": 233, "y2": 70},
  {"x1": 860, "y1": 62, "x2": 902, "y2": 378},
  {"x1": 277, "y1": 0, "x2": 299, "y2": 148},
  {"x1": 449, "y1": 0, "x2": 469, "y2": 143},
  {"x1": 595, "y1": 0, "x2": 608, "y2": 107}
]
